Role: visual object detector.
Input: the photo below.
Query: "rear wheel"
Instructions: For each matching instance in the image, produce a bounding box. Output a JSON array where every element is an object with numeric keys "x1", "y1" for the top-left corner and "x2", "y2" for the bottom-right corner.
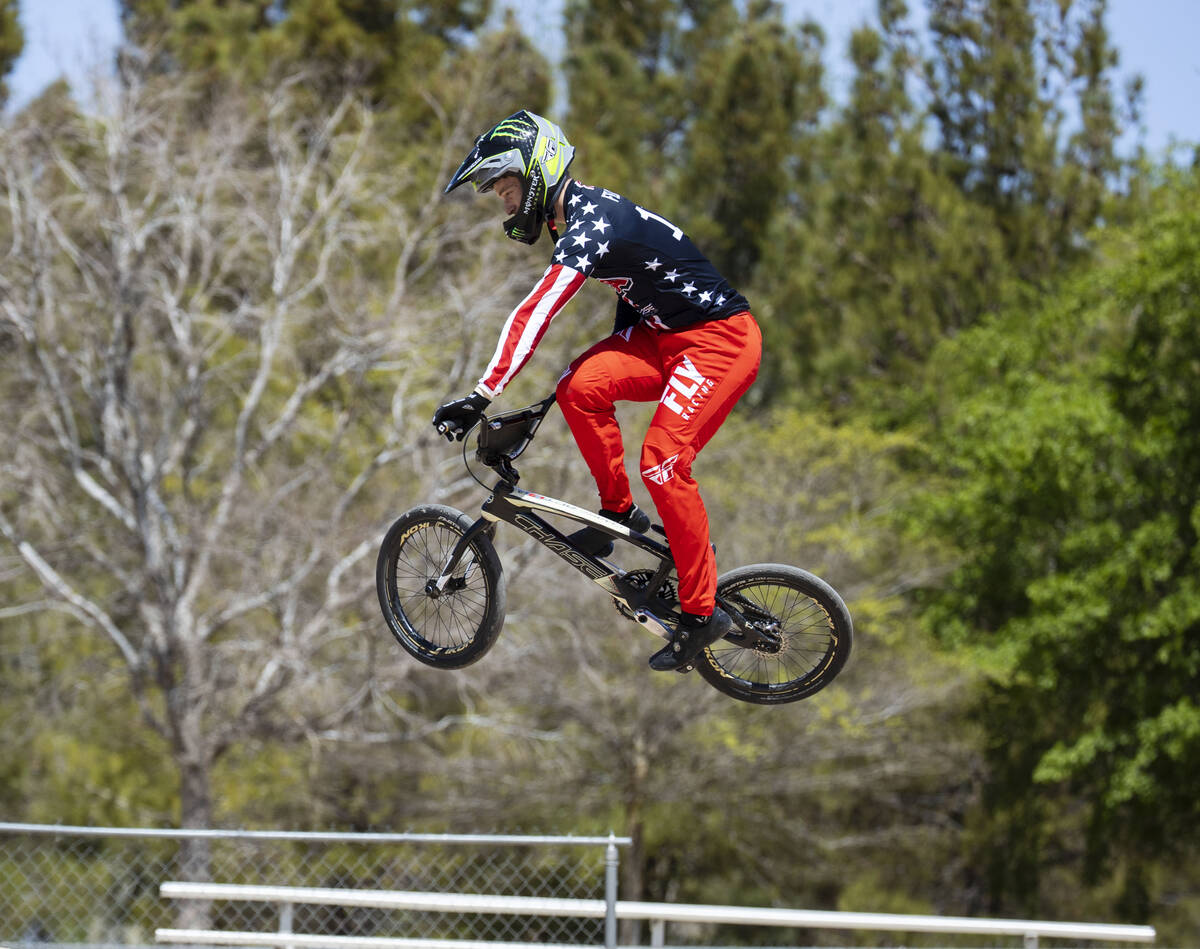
[
  {"x1": 696, "y1": 564, "x2": 852, "y2": 705},
  {"x1": 376, "y1": 505, "x2": 505, "y2": 669}
]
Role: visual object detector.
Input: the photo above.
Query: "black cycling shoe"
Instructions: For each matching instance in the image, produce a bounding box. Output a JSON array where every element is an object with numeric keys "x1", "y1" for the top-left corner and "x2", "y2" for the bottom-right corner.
[
  {"x1": 649, "y1": 607, "x2": 734, "y2": 673},
  {"x1": 568, "y1": 504, "x2": 652, "y2": 557}
]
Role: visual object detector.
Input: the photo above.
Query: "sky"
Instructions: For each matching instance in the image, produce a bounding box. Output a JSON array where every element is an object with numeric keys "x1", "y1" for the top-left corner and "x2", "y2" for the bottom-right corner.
[{"x1": 7, "y1": 0, "x2": 1199, "y2": 156}]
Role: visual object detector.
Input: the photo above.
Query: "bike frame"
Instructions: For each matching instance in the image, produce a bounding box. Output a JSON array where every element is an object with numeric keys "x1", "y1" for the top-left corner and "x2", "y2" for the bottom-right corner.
[{"x1": 432, "y1": 479, "x2": 682, "y2": 641}]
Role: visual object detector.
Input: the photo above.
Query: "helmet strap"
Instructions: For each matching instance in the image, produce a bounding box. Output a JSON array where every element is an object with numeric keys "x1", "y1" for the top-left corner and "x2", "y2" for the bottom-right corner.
[{"x1": 546, "y1": 213, "x2": 561, "y2": 245}]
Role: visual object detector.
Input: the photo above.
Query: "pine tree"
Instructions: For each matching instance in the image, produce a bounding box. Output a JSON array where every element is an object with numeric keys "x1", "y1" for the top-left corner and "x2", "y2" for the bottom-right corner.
[
  {"x1": 0, "y1": 0, "x2": 23, "y2": 106},
  {"x1": 675, "y1": 1, "x2": 826, "y2": 286},
  {"x1": 561, "y1": 0, "x2": 684, "y2": 194},
  {"x1": 923, "y1": 0, "x2": 1129, "y2": 281},
  {"x1": 563, "y1": 0, "x2": 825, "y2": 285},
  {"x1": 119, "y1": 0, "x2": 491, "y2": 109},
  {"x1": 754, "y1": 0, "x2": 1011, "y2": 406}
]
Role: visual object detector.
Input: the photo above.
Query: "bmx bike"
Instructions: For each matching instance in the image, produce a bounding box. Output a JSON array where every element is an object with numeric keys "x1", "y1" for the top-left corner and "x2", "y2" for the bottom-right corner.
[{"x1": 376, "y1": 395, "x2": 852, "y2": 705}]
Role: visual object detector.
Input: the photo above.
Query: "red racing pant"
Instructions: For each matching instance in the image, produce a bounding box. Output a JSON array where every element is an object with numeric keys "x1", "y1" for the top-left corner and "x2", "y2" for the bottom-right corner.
[{"x1": 555, "y1": 311, "x2": 762, "y2": 615}]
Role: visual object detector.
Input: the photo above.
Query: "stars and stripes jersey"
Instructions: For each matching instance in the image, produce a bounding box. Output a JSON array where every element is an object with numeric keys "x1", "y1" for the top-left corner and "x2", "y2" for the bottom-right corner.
[{"x1": 474, "y1": 180, "x2": 751, "y2": 399}]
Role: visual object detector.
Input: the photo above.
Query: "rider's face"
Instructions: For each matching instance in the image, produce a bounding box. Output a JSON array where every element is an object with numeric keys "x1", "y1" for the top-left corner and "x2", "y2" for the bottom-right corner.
[{"x1": 493, "y1": 174, "x2": 523, "y2": 217}]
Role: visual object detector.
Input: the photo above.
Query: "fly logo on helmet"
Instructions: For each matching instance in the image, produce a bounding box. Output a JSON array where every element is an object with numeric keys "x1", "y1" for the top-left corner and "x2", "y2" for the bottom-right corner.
[{"x1": 444, "y1": 111, "x2": 575, "y2": 245}]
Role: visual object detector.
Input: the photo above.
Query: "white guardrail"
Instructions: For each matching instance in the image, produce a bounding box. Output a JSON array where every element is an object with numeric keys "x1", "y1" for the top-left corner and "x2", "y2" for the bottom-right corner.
[{"x1": 155, "y1": 882, "x2": 1157, "y2": 949}]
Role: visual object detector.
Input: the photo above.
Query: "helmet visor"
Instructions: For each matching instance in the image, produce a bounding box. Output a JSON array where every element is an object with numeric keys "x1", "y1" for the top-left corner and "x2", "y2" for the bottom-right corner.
[
  {"x1": 471, "y1": 149, "x2": 526, "y2": 192},
  {"x1": 445, "y1": 146, "x2": 526, "y2": 195}
]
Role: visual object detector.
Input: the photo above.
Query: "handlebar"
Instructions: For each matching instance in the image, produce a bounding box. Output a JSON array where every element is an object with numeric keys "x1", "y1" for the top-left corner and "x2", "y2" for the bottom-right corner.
[
  {"x1": 470, "y1": 392, "x2": 558, "y2": 485},
  {"x1": 436, "y1": 393, "x2": 557, "y2": 445}
]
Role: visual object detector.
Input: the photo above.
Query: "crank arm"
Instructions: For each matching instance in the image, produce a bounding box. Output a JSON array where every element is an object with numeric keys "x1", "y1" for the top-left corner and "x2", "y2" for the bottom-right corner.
[{"x1": 633, "y1": 609, "x2": 673, "y2": 641}]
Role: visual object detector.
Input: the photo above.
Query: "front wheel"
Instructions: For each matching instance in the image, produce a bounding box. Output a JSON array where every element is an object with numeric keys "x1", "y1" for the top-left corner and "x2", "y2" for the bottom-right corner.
[
  {"x1": 695, "y1": 564, "x2": 852, "y2": 705},
  {"x1": 376, "y1": 505, "x2": 506, "y2": 669}
]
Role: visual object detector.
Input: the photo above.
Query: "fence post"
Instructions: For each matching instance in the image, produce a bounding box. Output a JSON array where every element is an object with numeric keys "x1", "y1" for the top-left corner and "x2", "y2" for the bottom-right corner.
[
  {"x1": 605, "y1": 833, "x2": 620, "y2": 949},
  {"x1": 280, "y1": 900, "x2": 295, "y2": 949}
]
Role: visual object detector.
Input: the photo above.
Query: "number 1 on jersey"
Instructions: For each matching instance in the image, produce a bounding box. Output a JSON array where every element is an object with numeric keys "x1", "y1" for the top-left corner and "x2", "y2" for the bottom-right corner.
[{"x1": 635, "y1": 206, "x2": 684, "y2": 241}]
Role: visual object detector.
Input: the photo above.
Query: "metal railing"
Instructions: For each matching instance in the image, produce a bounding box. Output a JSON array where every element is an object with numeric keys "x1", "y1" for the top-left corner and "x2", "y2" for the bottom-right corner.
[{"x1": 153, "y1": 882, "x2": 1156, "y2": 949}]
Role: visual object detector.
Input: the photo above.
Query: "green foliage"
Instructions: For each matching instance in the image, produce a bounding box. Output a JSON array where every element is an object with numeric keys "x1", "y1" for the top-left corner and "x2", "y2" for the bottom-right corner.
[
  {"x1": 564, "y1": 0, "x2": 826, "y2": 287},
  {"x1": 923, "y1": 0, "x2": 1127, "y2": 280},
  {"x1": 0, "y1": 0, "x2": 21, "y2": 105},
  {"x1": 912, "y1": 169, "x2": 1200, "y2": 913},
  {"x1": 0, "y1": 611, "x2": 176, "y2": 827},
  {"x1": 676, "y1": 5, "x2": 826, "y2": 286},
  {"x1": 561, "y1": 0, "x2": 683, "y2": 194},
  {"x1": 120, "y1": 0, "x2": 491, "y2": 112},
  {"x1": 753, "y1": 0, "x2": 1133, "y2": 409}
]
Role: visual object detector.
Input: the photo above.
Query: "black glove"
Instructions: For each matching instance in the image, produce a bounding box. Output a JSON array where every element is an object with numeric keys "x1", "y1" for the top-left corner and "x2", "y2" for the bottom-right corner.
[{"x1": 432, "y1": 391, "x2": 491, "y2": 441}]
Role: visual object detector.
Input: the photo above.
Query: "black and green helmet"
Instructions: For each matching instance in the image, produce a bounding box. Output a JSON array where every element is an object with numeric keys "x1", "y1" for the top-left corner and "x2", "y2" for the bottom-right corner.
[{"x1": 445, "y1": 110, "x2": 575, "y2": 245}]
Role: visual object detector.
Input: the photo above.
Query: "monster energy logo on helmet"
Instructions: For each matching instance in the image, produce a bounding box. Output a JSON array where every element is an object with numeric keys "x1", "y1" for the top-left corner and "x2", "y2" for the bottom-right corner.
[
  {"x1": 489, "y1": 116, "x2": 538, "y2": 140},
  {"x1": 444, "y1": 110, "x2": 575, "y2": 246}
]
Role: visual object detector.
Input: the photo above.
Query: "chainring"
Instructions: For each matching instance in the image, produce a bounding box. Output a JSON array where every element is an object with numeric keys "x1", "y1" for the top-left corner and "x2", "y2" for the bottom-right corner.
[{"x1": 613, "y1": 569, "x2": 679, "y2": 621}]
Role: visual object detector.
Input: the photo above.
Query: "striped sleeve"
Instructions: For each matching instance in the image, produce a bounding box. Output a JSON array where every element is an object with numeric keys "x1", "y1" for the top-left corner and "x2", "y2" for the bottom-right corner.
[{"x1": 476, "y1": 264, "x2": 587, "y2": 399}]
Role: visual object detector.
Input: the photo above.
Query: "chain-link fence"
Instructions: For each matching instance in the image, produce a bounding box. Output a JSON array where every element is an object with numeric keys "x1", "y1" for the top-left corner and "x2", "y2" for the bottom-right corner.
[{"x1": 0, "y1": 823, "x2": 628, "y2": 948}]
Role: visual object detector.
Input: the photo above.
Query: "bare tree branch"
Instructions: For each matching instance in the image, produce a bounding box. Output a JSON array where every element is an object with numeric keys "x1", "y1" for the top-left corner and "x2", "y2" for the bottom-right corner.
[{"x1": 0, "y1": 66, "x2": 532, "y2": 838}]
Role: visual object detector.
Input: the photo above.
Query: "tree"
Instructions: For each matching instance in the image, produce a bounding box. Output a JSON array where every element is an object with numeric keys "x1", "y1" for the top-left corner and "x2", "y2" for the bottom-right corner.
[
  {"x1": 0, "y1": 0, "x2": 21, "y2": 106},
  {"x1": 563, "y1": 0, "x2": 825, "y2": 287},
  {"x1": 911, "y1": 169, "x2": 1200, "y2": 920},
  {"x1": 119, "y1": 0, "x2": 491, "y2": 111},
  {"x1": 923, "y1": 0, "x2": 1131, "y2": 281},
  {"x1": 754, "y1": 0, "x2": 1012, "y2": 407},
  {"x1": 0, "y1": 66, "x2": 534, "y2": 925},
  {"x1": 675, "y1": 1, "x2": 826, "y2": 286},
  {"x1": 561, "y1": 0, "x2": 685, "y2": 195}
]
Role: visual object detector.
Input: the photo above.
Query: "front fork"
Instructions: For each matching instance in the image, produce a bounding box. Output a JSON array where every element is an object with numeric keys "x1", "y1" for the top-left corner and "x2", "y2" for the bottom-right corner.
[{"x1": 427, "y1": 516, "x2": 495, "y2": 596}]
